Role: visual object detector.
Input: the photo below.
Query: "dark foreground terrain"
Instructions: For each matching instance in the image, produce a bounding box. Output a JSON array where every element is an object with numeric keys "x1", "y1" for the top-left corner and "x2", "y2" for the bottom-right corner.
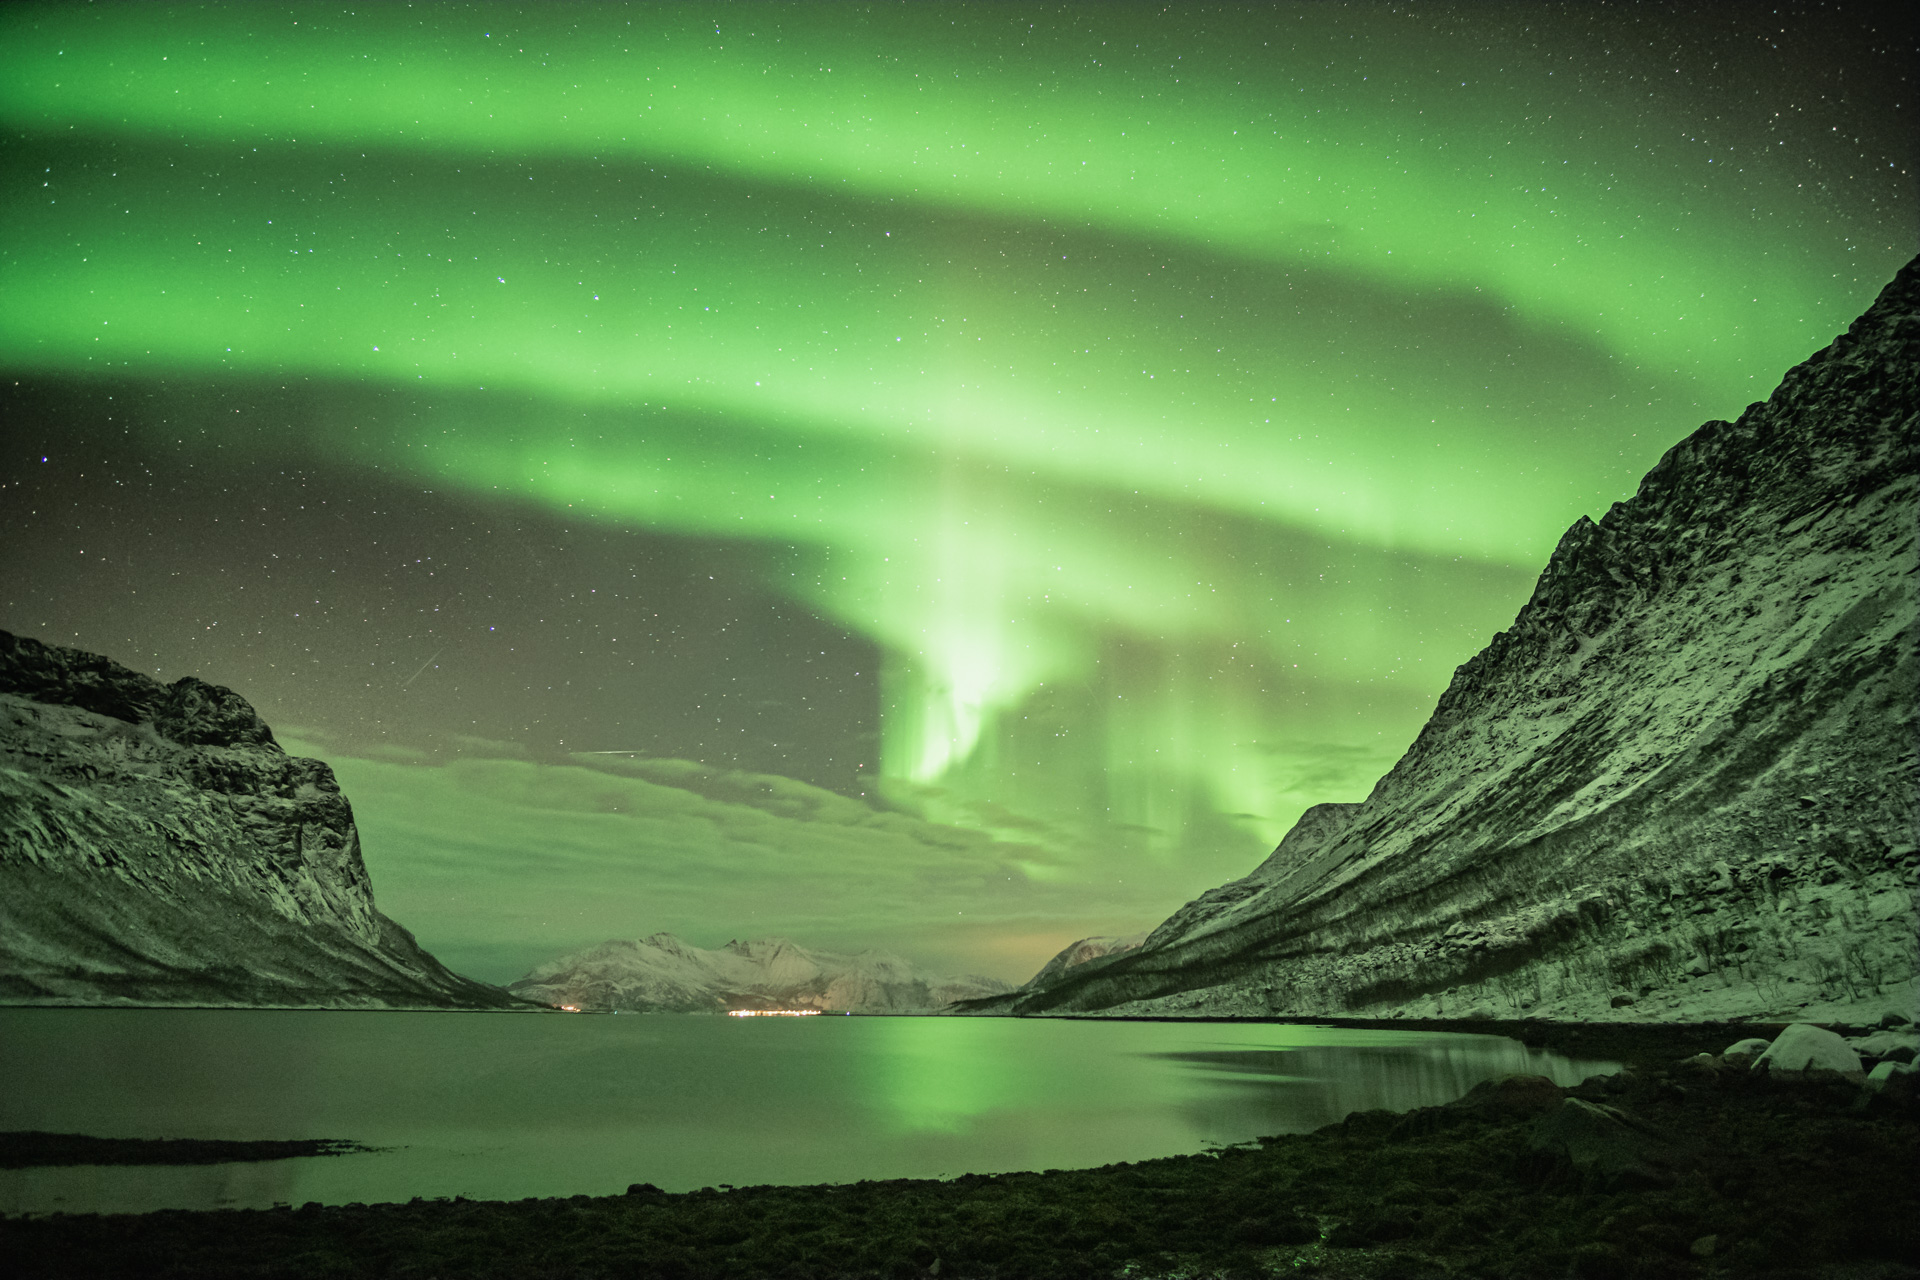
[{"x1": 4, "y1": 1021, "x2": 1916, "y2": 1279}]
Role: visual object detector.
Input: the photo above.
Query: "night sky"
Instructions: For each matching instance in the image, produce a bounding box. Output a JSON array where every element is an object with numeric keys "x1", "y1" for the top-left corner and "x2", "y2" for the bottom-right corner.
[{"x1": 2, "y1": 3, "x2": 1912, "y2": 984}]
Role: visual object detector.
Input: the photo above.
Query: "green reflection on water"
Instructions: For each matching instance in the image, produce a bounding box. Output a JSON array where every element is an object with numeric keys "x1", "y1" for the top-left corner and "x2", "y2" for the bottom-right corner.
[
  {"x1": 858, "y1": 1017, "x2": 1064, "y2": 1135},
  {"x1": 0, "y1": 1011, "x2": 1621, "y2": 1214}
]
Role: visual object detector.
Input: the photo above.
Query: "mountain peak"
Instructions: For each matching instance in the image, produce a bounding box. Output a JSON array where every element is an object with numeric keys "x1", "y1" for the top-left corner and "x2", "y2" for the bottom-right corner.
[
  {"x1": 982, "y1": 254, "x2": 1919, "y2": 1025},
  {"x1": 513, "y1": 932, "x2": 1011, "y2": 1013},
  {"x1": 0, "y1": 631, "x2": 517, "y2": 1008}
]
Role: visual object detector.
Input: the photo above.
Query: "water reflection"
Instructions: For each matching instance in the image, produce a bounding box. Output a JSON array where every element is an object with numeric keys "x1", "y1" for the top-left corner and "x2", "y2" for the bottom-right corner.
[
  {"x1": 6, "y1": 1158, "x2": 308, "y2": 1217},
  {"x1": 0, "y1": 1011, "x2": 1616, "y2": 1215},
  {"x1": 1153, "y1": 1036, "x2": 1613, "y2": 1142}
]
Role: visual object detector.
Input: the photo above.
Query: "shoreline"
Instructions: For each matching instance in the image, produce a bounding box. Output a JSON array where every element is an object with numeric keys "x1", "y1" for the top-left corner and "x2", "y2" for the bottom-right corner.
[{"x1": 5, "y1": 1018, "x2": 1914, "y2": 1278}]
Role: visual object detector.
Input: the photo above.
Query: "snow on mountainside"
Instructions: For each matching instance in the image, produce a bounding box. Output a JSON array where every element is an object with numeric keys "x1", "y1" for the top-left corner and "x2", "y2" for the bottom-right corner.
[
  {"x1": 963, "y1": 255, "x2": 1920, "y2": 1026},
  {"x1": 511, "y1": 933, "x2": 1013, "y2": 1013},
  {"x1": 0, "y1": 631, "x2": 520, "y2": 1008},
  {"x1": 1016, "y1": 932, "x2": 1149, "y2": 992}
]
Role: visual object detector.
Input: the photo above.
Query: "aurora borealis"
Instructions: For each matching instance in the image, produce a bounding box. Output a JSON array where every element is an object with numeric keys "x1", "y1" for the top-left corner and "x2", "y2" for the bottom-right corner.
[{"x1": 2, "y1": 4, "x2": 1912, "y2": 983}]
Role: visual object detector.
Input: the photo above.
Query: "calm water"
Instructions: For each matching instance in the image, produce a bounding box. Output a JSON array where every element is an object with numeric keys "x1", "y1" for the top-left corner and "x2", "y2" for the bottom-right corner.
[{"x1": 0, "y1": 1010, "x2": 1617, "y2": 1215}]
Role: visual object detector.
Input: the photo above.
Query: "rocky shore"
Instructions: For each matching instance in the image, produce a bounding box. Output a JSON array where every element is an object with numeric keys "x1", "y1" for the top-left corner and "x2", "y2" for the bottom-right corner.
[{"x1": 5, "y1": 1018, "x2": 1914, "y2": 1279}]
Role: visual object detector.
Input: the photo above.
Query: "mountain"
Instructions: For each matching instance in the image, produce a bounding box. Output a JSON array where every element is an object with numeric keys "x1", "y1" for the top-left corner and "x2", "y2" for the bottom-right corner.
[
  {"x1": 965, "y1": 256, "x2": 1919, "y2": 1025},
  {"x1": 0, "y1": 631, "x2": 520, "y2": 1008},
  {"x1": 510, "y1": 933, "x2": 1013, "y2": 1013},
  {"x1": 1017, "y1": 931, "x2": 1148, "y2": 992}
]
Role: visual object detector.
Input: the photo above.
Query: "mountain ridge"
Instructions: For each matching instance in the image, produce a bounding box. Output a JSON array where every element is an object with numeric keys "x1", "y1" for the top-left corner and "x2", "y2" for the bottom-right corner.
[
  {"x1": 0, "y1": 630, "x2": 521, "y2": 1009},
  {"x1": 970, "y1": 255, "x2": 1919, "y2": 1025},
  {"x1": 511, "y1": 931, "x2": 1013, "y2": 1013}
]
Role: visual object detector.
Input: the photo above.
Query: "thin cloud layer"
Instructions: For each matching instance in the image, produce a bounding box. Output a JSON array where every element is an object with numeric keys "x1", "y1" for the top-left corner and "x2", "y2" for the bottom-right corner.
[{"x1": 293, "y1": 739, "x2": 1196, "y2": 985}]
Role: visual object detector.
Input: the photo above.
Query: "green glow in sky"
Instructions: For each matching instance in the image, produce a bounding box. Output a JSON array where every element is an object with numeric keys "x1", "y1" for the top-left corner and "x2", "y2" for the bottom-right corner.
[
  {"x1": 2, "y1": 4, "x2": 1910, "y2": 975},
  {"x1": 2, "y1": 4, "x2": 1887, "y2": 396}
]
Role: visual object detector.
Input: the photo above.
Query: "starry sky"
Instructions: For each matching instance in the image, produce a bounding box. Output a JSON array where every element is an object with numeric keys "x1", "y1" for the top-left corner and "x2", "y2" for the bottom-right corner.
[{"x1": 2, "y1": 3, "x2": 1913, "y2": 985}]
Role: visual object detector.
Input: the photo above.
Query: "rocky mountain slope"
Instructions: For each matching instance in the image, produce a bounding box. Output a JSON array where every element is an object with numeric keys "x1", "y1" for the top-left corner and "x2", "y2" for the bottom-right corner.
[
  {"x1": 511, "y1": 933, "x2": 1012, "y2": 1013},
  {"x1": 1014, "y1": 931, "x2": 1148, "y2": 993},
  {"x1": 0, "y1": 631, "x2": 520, "y2": 1008},
  {"x1": 969, "y1": 256, "x2": 1919, "y2": 1025}
]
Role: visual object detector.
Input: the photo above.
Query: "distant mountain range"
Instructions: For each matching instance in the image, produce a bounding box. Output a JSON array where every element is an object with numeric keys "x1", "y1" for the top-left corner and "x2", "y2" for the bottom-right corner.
[
  {"x1": 0, "y1": 631, "x2": 519, "y2": 1008},
  {"x1": 511, "y1": 933, "x2": 1013, "y2": 1013},
  {"x1": 969, "y1": 254, "x2": 1919, "y2": 1026}
]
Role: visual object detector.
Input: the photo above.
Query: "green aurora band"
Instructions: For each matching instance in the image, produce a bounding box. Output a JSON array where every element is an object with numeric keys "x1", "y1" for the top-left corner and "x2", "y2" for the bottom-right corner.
[{"x1": 3, "y1": 4, "x2": 1911, "y2": 924}]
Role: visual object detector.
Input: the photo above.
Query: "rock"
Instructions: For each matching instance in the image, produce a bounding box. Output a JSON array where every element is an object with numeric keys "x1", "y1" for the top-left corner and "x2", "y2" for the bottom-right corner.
[
  {"x1": 1846, "y1": 1028, "x2": 1920, "y2": 1062},
  {"x1": 1725, "y1": 1037, "x2": 1773, "y2": 1059},
  {"x1": 1445, "y1": 1074, "x2": 1566, "y2": 1121},
  {"x1": 1528, "y1": 1098, "x2": 1670, "y2": 1183},
  {"x1": 0, "y1": 631, "x2": 518, "y2": 1009},
  {"x1": 1862, "y1": 1060, "x2": 1917, "y2": 1100},
  {"x1": 152, "y1": 676, "x2": 278, "y2": 749},
  {"x1": 1691, "y1": 1235, "x2": 1719, "y2": 1259},
  {"x1": 1753, "y1": 1024, "x2": 1863, "y2": 1074},
  {"x1": 1879, "y1": 1010, "x2": 1914, "y2": 1029},
  {"x1": 984, "y1": 256, "x2": 1920, "y2": 1023},
  {"x1": 1392, "y1": 1074, "x2": 1566, "y2": 1141},
  {"x1": 1610, "y1": 993, "x2": 1636, "y2": 1008}
]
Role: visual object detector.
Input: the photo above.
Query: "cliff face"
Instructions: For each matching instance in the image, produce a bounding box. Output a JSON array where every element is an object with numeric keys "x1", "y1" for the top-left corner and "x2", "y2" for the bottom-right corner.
[
  {"x1": 0, "y1": 631, "x2": 520, "y2": 1008},
  {"x1": 973, "y1": 257, "x2": 1919, "y2": 1024},
  {"x1": 511, "y1": 933, "x2": 1013, "y2": 1013}
]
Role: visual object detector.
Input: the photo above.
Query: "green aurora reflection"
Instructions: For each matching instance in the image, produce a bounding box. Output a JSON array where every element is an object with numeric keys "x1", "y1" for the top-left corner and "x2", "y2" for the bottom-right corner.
[{"x1": 2, "y1": 4, "x2": 1911, "y2": 979}]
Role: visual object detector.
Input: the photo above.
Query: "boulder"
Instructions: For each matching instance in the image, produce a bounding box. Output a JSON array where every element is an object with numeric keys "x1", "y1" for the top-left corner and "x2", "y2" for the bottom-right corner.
[
  {"x1": 1446, "y1": 1074, "x2": 1565, "y2": 1121},
  {"x1": 1846, "y1": 1028, "x2": 1920, "y2": 1063},
  {"x1": 1752, "y1": 1024, "x2": 1862, "y2": 1074},
  {"x1": 1528, "y1": 1098, "x2": 1669, "y2": 1183},
  {"x1": 1390, "y1": 1074, "x2": 1565, "y2": 1140},
  {"x1": 1864, "y1": 1060, "x2": 1917, "y2": 1094},
  {"x1": 1724, "y1": 1037, "x2": 1772, "y2": 1059}
]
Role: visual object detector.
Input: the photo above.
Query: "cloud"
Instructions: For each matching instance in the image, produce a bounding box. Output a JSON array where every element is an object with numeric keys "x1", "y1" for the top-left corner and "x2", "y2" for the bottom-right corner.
[
  {"x1": 452, "y1": 733, "x2": 530, "y2": 759},
  {"x1": 362, "y1": 742, "x2": 433, "y2": 763},
  {"x1": 285, "y1": 740, "x2": 1221, "y2": 986}
]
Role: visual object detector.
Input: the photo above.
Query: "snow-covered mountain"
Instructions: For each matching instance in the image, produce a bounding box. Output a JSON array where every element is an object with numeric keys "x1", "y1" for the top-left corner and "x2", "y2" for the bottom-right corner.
[
  {"x1": 964, "y1": 256, "x2": 1919, "y2": 1025},
  {"x1": 0, "y1": 631, "x2": 519, "y2": 1008},
  {"x1": 511, "y1": 933, "x2": 1013, "y2": 1013},
  {"x1": 1017, "y1": 932, "x2": 1148, "y2": 992}
]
